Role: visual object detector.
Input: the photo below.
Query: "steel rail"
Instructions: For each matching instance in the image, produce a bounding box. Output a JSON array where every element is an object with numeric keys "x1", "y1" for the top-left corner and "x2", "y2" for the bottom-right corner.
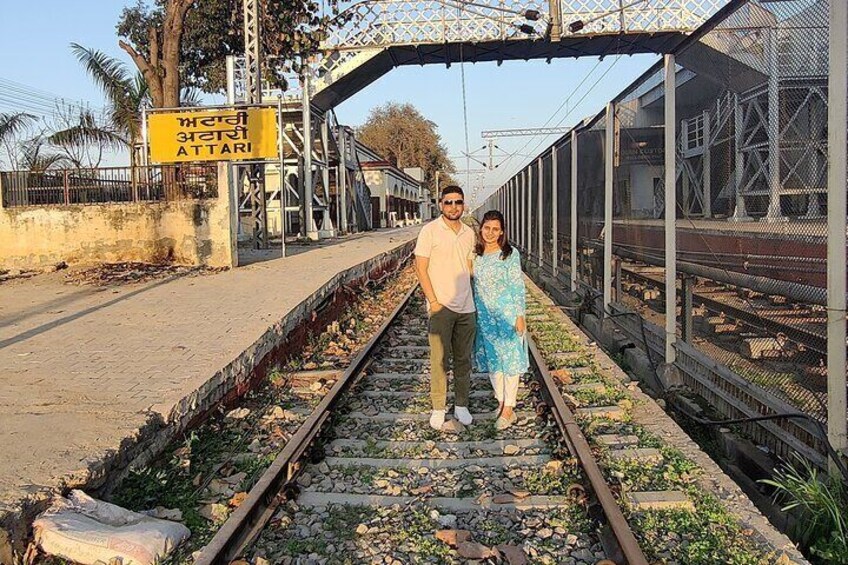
[
  {"x1": 194, "y1": 283, "x2": 418, "y2": 565},
  {"x1": 527, "y1": 336, "x2": 649, "y2": 565},
  {"x1": 622, "y1": 268, "x2": 827, "y2": 356}
]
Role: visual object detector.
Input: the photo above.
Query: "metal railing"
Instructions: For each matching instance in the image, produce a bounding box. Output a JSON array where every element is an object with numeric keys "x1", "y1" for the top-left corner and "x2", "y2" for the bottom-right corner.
[
  {"x1": 324, "y1": 0, "x2": 725, "y2": 50},
  {"x1": 0, "y1": 163, "x2": 219, "y2": 208}
]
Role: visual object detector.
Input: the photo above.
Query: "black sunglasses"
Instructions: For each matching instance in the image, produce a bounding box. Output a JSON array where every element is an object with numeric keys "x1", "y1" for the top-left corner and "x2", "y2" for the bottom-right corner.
[{"x1": 442, "y1": 199, "x2": 464, "y2": 206}]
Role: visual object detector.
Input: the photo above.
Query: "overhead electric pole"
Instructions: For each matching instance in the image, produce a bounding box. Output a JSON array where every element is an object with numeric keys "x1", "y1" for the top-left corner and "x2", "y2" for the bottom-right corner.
[{"x1": 244, "y1": 0, "x2": 268, "y2": 248}]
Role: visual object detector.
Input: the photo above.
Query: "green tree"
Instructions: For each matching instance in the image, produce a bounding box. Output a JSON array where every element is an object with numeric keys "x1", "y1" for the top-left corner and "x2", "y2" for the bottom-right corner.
[
  {"x1": 0, "y1": 112, "x2": 36, "y2": 169},
  {"x1": 0, "y1": 113, "x2": 68, "y2": 171},
  {"x1": 116, "y1": 0, "x2": 339, "y2": 106},
  {"x1": 356, "y1": 102, "x2": 455, "y2": 198},
  {"x1": 54, "y1": 44, "x2": 202, "y2": 171}
]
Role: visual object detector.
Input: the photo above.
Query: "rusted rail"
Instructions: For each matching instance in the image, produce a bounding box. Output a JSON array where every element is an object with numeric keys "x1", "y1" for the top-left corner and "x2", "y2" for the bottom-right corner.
[
  {"x1": 622, "y1": 267, "x2": 826, "y2": 356},
  {"x1": 193, "y1": 284, "x2": 418, "y2": 565},
  {"x1": 527, "y1": 337, "x2": 649, "y2": 565}
]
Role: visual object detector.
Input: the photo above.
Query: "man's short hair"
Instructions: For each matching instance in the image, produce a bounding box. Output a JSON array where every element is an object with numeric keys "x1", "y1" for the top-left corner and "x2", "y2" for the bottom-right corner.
[{"x1": 440, "y1": 185, "x2": 464, "y2": 200}]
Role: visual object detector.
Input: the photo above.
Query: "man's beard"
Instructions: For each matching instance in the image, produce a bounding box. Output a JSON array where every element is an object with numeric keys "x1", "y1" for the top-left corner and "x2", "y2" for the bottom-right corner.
[{"x1": 442, "y1": 209, "x2": 462, "y2": 220}]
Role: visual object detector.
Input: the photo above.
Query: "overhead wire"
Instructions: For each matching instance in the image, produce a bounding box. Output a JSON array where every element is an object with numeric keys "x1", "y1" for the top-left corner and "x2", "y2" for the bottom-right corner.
[
  {"x1": 458, "y1": 5, "x2": 472, "y2": 198},
  {"x1": 0, "y1": 77, "x2": 109, "y2": 122},
  {"x1": 488, "y1": 52, "x2": 621, "y2": 193}
]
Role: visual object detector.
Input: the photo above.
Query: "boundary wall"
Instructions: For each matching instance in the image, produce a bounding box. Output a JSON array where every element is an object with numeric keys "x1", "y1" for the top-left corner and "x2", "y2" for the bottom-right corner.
[{"x1": 0, "y1": 163, "x2": 237, "y2": 269}]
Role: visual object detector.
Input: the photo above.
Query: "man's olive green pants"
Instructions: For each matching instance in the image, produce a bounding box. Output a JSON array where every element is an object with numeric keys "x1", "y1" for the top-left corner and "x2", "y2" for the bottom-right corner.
[{"x1": 428, "y1": 307, "x2": 476, "y2": 411}]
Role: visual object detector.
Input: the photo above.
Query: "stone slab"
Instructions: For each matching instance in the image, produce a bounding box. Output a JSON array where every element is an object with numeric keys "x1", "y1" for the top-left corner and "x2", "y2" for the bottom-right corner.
[
  {"x1": 606, "y1": 448, "x2": 664, "y2": 463},
  {"x1": 323, "y1": 455, "x2": 550, "y2": 469},
  {"x1": 595, "y1": 434, "x2": 640, "y2": 448},
  {"x1": 574, "y1": 406, "x2": 626, "y2": 421},
  {"x1": 626, "y1": 491, "x2": 695, "y2": 512},
  {"x1": 342, "y1": 411, "x2": 536, "y2": 422},
  {"x1": 326, "y1": 438, "x2": 546, "y2": 454}
]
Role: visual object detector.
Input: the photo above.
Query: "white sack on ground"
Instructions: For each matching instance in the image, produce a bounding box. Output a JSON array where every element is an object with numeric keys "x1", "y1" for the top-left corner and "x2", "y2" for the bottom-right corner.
[{"x1": 33, "y1": 490, "x2": 190, "y2": 565}]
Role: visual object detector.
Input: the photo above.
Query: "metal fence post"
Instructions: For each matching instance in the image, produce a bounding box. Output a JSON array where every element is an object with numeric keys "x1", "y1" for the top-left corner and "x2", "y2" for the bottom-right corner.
[
  {"x1": 765, "y1": 27, "x2": 786, "y2": 223},
  {"x1": 571, "y1": 129, "x2": 578, "y2": 293},
  {"x1": 604, "y1": 102, "x2": 614, "y2": 317},
  {"x1": 827, "y1": 0, "x2": 848, "y2": 461},
  {"x1": 515, "y1": 176, "x2": 525, "y2": 251},
  {"x1": 302, "y1": 70, "x2": 317, "y2": 240},
  {"x1": 664, "y1": 54, "x2": 677, "y2": 364},
  {"x1": 682, "y1": 276, "x2": 694, "y2": 343},
  {"x1": 552, "y1": 145, "x2": 558, "y2": 277},
  {"x1": 339, "y1": 128, "x2": 348, "y2": 234},
  {"x1": 537, "y1": 157, "x2": 543, "y2": 268},
  {"x1": 702, "y1": 109, "x2": 711, "y2": 218},
  {"x1": 525, "y1": 168, "x2": 531, "y2": 254}
]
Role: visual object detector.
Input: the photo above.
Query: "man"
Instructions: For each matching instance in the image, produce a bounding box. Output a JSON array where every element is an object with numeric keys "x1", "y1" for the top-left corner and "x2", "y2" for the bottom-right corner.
[{"x1": 414, "y1": 186, "x2": 477, "y2": 430}]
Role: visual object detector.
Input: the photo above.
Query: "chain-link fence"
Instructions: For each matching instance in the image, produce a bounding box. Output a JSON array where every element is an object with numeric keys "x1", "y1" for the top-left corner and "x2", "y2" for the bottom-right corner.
[
  {"x1": 576, "y1": 118, "x2": 606, "y2": 291},
  {"x1": 613, "y1": 71, "x2": 668, "y2": 341},
  {"x1": 554, "y1": 137, "x2": 572, "y2": 283},
  {"x1": 480, "y1": 0, "x2": 846, "y2": 469},
  {"x1": 671, "y1": 0, "x2": 830, "y2": 427}
]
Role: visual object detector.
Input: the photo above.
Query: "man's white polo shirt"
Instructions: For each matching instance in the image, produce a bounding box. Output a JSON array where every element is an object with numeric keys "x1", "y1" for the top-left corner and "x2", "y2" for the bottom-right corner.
[{"x1": 414, "y1": 216, "x2": 476, "y2": 313}]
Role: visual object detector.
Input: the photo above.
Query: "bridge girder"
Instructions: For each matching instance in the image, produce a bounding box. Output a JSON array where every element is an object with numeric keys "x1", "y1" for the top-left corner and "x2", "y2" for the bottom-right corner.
[{"x1": 311, "y1": 0, "x2": 726, "y2": 110}]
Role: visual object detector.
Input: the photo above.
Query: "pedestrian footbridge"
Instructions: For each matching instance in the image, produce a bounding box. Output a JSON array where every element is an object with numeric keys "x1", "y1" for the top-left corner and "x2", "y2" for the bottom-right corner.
[{"x1": 311, "y1": 0, "x2": 727, "y2": 109}]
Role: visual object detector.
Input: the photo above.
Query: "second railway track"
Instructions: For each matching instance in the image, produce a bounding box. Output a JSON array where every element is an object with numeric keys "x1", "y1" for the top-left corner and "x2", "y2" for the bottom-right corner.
[{"x1": 195, "y1": 286, "x2": 647, "y2": 565}]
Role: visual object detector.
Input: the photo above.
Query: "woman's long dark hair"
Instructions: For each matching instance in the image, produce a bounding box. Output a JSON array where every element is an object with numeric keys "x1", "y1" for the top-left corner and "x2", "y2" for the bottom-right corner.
[{"x1": 474, "y1": 210, "x2": 513, "y2": 260}]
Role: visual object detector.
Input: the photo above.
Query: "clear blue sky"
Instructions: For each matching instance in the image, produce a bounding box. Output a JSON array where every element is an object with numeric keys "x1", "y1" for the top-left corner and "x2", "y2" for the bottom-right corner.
[{"x1": 0, "y1": 1, "x2": 660, "y2": 204}]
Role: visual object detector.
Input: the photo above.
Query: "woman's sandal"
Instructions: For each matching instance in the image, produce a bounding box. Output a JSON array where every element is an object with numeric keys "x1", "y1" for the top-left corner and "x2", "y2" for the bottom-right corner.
[{"x1": 494, "y1": 411, "x2": 517, "y2": 430}]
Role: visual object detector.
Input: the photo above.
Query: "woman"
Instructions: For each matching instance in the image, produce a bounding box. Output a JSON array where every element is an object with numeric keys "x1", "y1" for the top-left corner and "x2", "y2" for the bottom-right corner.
[{"x1": 472, "y1": 210, "x2": 528, "y2": 430}]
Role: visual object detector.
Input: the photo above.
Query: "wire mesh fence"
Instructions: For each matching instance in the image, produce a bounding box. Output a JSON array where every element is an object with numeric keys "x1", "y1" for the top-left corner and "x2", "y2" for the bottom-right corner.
[
  {"x1": 671, "y1": 0, "x2": 830, "y2": 422},
  {"x1": 481, "y1": 0, "x2": 845, "y2": 467},
  {"x1": 554, "y1": 137, "x2": 572, "y2": 281},
  {"x1": 576, "y1": 117, "x2": 606, "y2": 292},
  {"x1": 541, "y1": 151, "x2": 554, "y2": 272},
  {"x1": 612, "y1": 67, "x2": 669, "y2": 359}
]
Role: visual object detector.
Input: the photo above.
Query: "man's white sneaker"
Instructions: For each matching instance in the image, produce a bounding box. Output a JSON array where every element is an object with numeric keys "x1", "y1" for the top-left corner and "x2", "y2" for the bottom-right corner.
[
  {"x1": 430, "y1": 409, "x2": 446, "y2": 430},
  {"x1": 454, "y1": 406, "x2": 473, "y2": 426}
]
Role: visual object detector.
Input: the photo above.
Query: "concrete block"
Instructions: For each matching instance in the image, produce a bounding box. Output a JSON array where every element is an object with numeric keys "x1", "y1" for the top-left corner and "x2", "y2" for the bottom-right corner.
[
  {"x1": 623, "y1": 347, "x2": 652, "y2": 379},
  {"x1": 607, "y1": 448, "x2": 664, "y2": 464},
  {"x1": 575, "y1": 406, "x2": 626, "y2": 421},
  {"x1": 595, "y1": 434, "x2": 640, "y2": 449},
  {"x1": 656, "y1": 363, "x2": 683, "y2": 390},
  {"x1": 627, "y1": 491, "x2": 694, "y2": 512},
  {"x1": 583, "y1": 313, "x2": 601, "y2": 340},
  {"x1": 565, "y1": 382, "x2": 607, "y2": 394},
  {"x1": 623, "y1": 347, "x2": 664, "y2": 395}
]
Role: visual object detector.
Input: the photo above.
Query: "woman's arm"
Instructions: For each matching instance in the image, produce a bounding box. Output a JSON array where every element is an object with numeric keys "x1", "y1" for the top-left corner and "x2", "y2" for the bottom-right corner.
[{"x1": 506, "y1": 252, "x2": 527, "y2": 334}]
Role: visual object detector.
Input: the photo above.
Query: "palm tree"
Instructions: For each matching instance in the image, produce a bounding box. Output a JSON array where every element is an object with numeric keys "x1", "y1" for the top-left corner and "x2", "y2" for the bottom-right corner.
[
  {"x1": 48, "y1": 107, "x2": 127, "y2": 169},
  {"x1": 62, "y1": 44, "x2": 150, "y2": 172},
  {"x1": 64, "y1": 44, "x2": 205, "y2": 199},
  {"x1": 0, "y1": 112, "x2": 36, "y2": 169}
]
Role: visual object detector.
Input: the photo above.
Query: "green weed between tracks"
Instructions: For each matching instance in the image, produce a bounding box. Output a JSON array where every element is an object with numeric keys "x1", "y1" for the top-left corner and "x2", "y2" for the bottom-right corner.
[
  {"x1": 525, "y1": 288, "x2": 774, "y2": 564},
  {"x1": 761, "y1": 455, "x2": 848, "y2": 564}
]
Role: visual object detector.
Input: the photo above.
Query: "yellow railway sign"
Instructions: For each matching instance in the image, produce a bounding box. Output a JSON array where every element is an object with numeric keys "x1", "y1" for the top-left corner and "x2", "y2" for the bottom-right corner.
[{"x1": 148, "y1": 107, "x2": 278, "y2": 163}]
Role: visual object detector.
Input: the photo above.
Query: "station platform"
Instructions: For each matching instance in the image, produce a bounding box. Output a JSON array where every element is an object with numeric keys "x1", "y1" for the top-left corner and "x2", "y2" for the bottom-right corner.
[{"x1": 0, "y1": 226, "x2": 419, "y2": 558}]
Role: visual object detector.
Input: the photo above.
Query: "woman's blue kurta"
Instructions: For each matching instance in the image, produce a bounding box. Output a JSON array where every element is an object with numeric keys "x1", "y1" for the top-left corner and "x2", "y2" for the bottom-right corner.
[{"x1": 472, "y1": 249, "x2": 529, "y2": 375}]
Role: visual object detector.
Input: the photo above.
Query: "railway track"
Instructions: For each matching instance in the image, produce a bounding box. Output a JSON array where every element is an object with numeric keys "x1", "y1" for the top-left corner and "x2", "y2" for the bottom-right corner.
[
  {"x1": 193, "y1": 286, "x2": 648, "y2": 565},
  {"x1": 621, "y1": 266, "x2": 826, "y2": 358}
]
